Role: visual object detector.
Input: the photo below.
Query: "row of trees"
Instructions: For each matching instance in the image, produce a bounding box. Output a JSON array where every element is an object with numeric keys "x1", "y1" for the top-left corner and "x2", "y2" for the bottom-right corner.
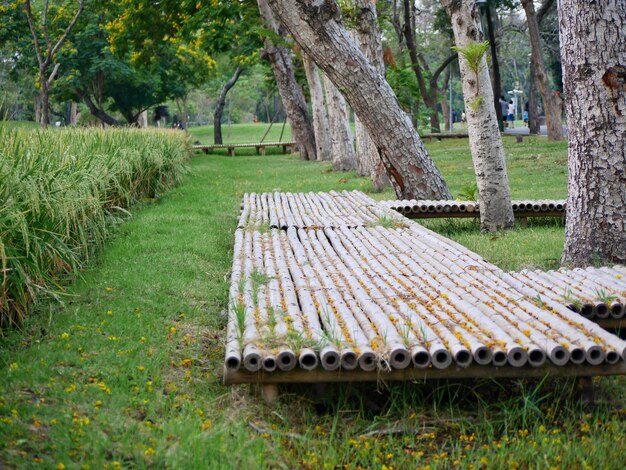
[{"x1": 1, "y1": 1, "x2": 623, "y2": 266}]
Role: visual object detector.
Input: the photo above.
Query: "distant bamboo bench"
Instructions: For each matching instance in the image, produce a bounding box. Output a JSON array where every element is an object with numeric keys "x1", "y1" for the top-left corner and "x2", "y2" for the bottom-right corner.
[
  {"x1": 193, "y1": 141, "x2": 296, "y2": 156},
  {"x1": 381, "y1": 199, "x2": 566, "y2": 226},
  {"x1": 421, "y1": 132, "x2": 469, "y2": 142}
]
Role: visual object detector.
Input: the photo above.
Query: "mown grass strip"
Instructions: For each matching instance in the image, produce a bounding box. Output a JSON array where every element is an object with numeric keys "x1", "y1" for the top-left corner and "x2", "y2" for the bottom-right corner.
[{"x1": 0, "y1": 126, "x2": 189, "y2": 326}]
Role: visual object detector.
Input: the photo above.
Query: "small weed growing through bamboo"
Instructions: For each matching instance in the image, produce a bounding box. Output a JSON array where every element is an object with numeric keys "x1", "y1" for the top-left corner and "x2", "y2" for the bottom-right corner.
[
  {"x1": 594, "y1": 288, "x2": 617, "y2": 304},
  {"x1": 562, "y1": 289, "x2": 583, "y2": 311},
  {"x1": 368, "y1": 215, "x2": 407, "y2": 229}
]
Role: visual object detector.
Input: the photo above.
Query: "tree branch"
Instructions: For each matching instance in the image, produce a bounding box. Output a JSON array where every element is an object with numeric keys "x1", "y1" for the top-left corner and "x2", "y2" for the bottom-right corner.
[
  {"x1": 537, "y1": 0, "x2": 555, "y2": 25},
  {"x1": 49, "y1": 0, "x2": 84, "y2": 60},
  {"x1": 24, "y1": 0, "x2": 44, "y2": 68},
  {"x1": 43, "y1": 0, "x2": 51, "y2": 52},
  {"x1": 430, "y1": 53, "x2": 458, "y2": 87}
]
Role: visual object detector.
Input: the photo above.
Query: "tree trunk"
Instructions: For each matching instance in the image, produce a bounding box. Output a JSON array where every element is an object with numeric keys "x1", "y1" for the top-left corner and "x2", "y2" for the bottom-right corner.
[
  {"x1": 214, "y1": 66, "x2": 242, "y2": 144},
  {"x1": 265, "y1": 0, "x2": 451, "y2": 200},
  {"x1": 441, "y1": 69, "x2": 451, "y2": 132},
  {"x1": 302, "y1": 53, "x2": 332, "y2": 161},
  {"x1": 137, "y1": 110, "x2": 148, "y2": 128},
  {"x1": 352, "y1": 0, "x2": 389, "y2": 189},
  {"x1": 558, "y1": 0, "x2": 625, "y2": 266},
  {"x1": 70, "y1": 101, "x2": 77, "y2": 125},
  {"x1": 39, "y1": 78, "x2": 50, "y2": 127},
  {"x1": 34, "y1": 94, "x2": 42, "y2": 125},
  {"x1": 521, "y1": 0, "x2": 564, "y2": 141},
  {"x1": 402, "y1": 0, "x2": 440, "y2": 133},
  {"x1": 528, "y1": 60, "x2": 540, "y2": 134},
  {"x1": 258, "y1": 0, "x2": 317, "y2": 161},
  {"x1": 76, "y1": 88, "x2": 121, "y2": 126},
  {"x1": 323, "y1": 74, "x2": 356, "y2": 171},
  {"x1": 484, "y1": 4, "x2": 503, "y2": 132},
  {"x1": 442, "y1": 0, "x2": 514, "y2": 232}
]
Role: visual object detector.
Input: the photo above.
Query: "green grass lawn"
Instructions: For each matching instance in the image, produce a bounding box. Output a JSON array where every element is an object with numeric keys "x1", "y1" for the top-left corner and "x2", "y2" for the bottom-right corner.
[
  {"x1": 189, "y1": 122, "x2": 293, "y2": 145},
  {"x1": 2, "y1": 130, "x2": 624, "y2": 469}
]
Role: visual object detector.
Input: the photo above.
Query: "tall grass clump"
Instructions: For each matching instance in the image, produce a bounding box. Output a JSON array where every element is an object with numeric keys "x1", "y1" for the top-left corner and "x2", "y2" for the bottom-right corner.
[{"x1": 0, "y1": 125, "x2": 189, "y2": 326}]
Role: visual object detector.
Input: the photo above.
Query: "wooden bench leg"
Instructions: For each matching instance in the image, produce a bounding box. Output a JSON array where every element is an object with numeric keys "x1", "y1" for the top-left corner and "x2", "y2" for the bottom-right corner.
[
  {"x1": 518, "y1": 216, "x2": 528, "y2": 227},
  {"x1": 260, "y1": 147, "x2": 266, "y2": 156},
  {"x1": 261, "y1": 384, "x2": 279, "y2": 405},
  {"x1": 516, "y1": 135, "x2": 524, "y2": 143},
  {"x1": 203, "y1": 148, "x2": 208, "y2": 155},
  {"x1": 255, "y1": 146, "x2": 260, "y2": 155},
  {"x1": 282, "y1": 145, "x2": 287, "y2": 154},
  {"x1": 229, "y1": 147, "x2": 235, "y2": 157},
  {"x1": 576, "y1": 377, "x2": 595, "y2": 405}
]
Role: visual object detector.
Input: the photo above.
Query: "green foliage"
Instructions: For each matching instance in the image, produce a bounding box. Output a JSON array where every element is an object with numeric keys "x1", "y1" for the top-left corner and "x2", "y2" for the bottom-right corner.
[
  {"x1": 469, "y1": 95, "x2": 484, "y2": 112},
  {"x1": 452, "y1": 40, "x2": 490, "y2": 97},
  {"x1": 452, "y1": 41, "x2": 490, "y2": 75},
  {"x1": 0, "y1": 125, "x2": 189, "y2": 325},
  {"x1": 457, "y1": 182, "x2": 479, "y2": 201}
]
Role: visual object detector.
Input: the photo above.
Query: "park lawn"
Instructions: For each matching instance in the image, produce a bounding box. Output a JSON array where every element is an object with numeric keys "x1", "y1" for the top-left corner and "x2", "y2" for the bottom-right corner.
[
  {"x1": 2, "y1": 133, "x2": 625, "y2": 469},
  {"x1": 189, "y1": 122, "x2": 293, "y2": 145}
]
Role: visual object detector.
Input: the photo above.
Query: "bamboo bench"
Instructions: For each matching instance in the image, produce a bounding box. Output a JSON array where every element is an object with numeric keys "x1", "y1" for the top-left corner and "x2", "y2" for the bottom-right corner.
[
  {"x1": 193, "y1": 141, "x2": 296, "y2": 156},
  {"x1": 421, "y1": 132, "x2": 469, "y2": 142},
  {"x1": 381, "y1": 199, "x2": 566, "y2": 226}
]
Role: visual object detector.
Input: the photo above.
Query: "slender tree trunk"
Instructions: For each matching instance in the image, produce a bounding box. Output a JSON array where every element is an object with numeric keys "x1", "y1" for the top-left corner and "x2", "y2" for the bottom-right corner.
[
  {"x1": 559, "y1": 0, "x2": 626, "y2": 266},
  {"x1": 323, "y1": 74, "x2": 356, "y2": 171},
  {"x1": 34, "y1": 94, "x2": 42, "y2": 125},
  {"x1": 402, "y1": 0, "x2": 440, "y2": 133},
  {"x1": 214, "y1": 66, "x2": 242, "y2": 144},
  {"x1": 302, "y1": 53, "x2": 332, "y2": 161},
  {"x1": 70, "y1": 101, "x2": 77, "y2": 125},
  {"x1": 352, "y1": 0, "x2": 389, "y2": 189},
  {"x1": 442, "y1": 0, "x2": 514, "y2": 232},
  {"x1": 265, "y1": 0, "x2": 452, "y2": 200},
  {"x1": 484, "y1": 4, "x2": 503, "y2": 132},
  {"x1": 39, "y1": 79, "x2": 50, "y2": 126},
  {"x1": 528, "y1": 60, "x2": 540, "y2": 134},
  {"x1": 521, "y1": 0, "x2": 563, "y2": 141},
  {"x1": 258, "y1": 0, "x2": 317, "y2": 161},
  {"x1": 441, "y1": 69, "x2": 451, "y2": 132},
  {"x1": 76, "y1": 88, "x2": 121, "y2": 126}
]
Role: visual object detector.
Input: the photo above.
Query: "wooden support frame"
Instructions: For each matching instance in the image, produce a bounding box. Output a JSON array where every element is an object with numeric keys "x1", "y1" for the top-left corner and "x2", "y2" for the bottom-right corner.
[{"x1": 224, "y1": 361, "x2": 626, "y2": 385}]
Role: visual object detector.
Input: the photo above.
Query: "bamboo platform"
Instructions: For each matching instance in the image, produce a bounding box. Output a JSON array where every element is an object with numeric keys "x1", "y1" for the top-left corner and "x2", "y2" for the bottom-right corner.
[
  {"x1": 224, "y1": 191, "x2": 626, "y2": 386},
  {"x1": 193, "y1": 141, "x2": 296, "y2": 156},
  {"x1": 381, "y1": 199, "x2": 565, "y2": 221}
]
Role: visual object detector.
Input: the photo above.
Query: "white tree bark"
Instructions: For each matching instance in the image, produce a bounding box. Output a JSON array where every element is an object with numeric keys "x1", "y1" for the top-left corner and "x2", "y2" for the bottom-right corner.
[
  {"x1": 265, "y1": 0, "x2": 451, "y2": 200},
  {"x1": 521, "y1": 0, "x2": 564, "y2": 141},
  {"x1": 302, "y1": 53, "x2": 332, "y2": 161},
  {"x1": 559, "y1": 0, "x2": 626, "y2": 266},
  {"x1": 442, "y1": 0, "x2": 514, "y2": 232},
  {"x1": 322, "y1": 74, "x2": 357, "y2": 171},
  {"x1": 352, "y1": 0, "x2": 389, "y2": 190}
]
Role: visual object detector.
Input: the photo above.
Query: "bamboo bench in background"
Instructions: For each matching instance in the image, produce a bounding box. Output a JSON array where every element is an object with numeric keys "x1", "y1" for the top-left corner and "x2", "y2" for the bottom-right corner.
[
  {"x1": 381, "y1": 199, "x2": 566, "y2": 226},
  {"x1": 193, "y1": 141, "x2": 296, "y2": 156}
]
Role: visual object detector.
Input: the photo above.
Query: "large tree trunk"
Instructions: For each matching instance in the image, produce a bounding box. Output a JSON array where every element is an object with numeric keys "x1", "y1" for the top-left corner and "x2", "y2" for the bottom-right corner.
[
  {"x1": 352, "y1": 0, "x2": 389, "y2": 189},
  {"x1": 323, "y1": 74, "x2": 356, "y2": 171},
  {"x1": 558, "y1": 1, "x2": 625, "y2": 266},
  {"x1": 214, "y1": 66, "x2": 242, "y2": 144},
  {"x1": 442, "y1": 0, "x2": 514, "y2": 232},
  {"x1": 265, "y1": 0, "x2": 451, "y2": 200},
  {"x1": 258, "y1": 0, "x2": 317, "y2": 161},
  {"x1": 302, "y1": 53, "x2": 332, "y2": 161},
  {"x1": 521, "y1": 0, "x2": 563, "y2": 141}
]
